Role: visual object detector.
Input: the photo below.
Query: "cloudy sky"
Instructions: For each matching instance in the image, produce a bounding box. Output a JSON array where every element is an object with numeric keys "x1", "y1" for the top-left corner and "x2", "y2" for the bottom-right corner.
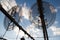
[{"x1": 0, "y1": 0, "x2": 60, "y2": 40}]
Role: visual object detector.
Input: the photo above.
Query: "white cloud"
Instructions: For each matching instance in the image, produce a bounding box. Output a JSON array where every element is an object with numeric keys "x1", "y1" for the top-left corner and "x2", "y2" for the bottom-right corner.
[
  {"x1": 18, "y1": 30, "x2": 25, "y2": 38},
  {"x1": 49, "y1": 6, "x2": 58, "y2": 13},
  {"x1": 21, "y1": 3, "x2": 31, "y2": 20},
  {"x1": 26, "y1": 24, "x2": 43, "y2": 37},
  {"x1": 13, "y1": 26, "x2": 19, "y2": 35},
  {"x1": 4, "y1": 30, "x2": 17, "y2": 39},
  {"x1": 55, "y1": 9, "x2": 58, "y2": 12},
  {"x1": 1, "y1": 0, "x2": 17, "y2": 11},
  {"x1": 49, "y1": 26, "x2": 60, "y2": 36},
  {"x1": 54, "y1": 21, "x2": 58, "y2": 24}
]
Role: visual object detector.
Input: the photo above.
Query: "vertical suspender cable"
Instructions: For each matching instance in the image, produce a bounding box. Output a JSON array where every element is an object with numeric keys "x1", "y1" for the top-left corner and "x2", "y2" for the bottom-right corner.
[{"x1": 37, "y1": 0, "x2": 49, "y2": 40}]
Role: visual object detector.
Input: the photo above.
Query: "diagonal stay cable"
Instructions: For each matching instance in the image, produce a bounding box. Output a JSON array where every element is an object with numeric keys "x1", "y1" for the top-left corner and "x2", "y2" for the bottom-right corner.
[
  {"x1": 0, "y1": 4, "x2": 35, "y2": 40},
  {"x1": 0, "y1": 37, "x2": 7, "y2": 40},
  {"x1": 37, "y1": 0, "x2": 49, "y2": 40}
]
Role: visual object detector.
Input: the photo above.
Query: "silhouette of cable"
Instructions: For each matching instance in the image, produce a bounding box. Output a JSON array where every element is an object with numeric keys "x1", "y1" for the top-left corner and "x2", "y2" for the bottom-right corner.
[
  {"x1": 0, "y1": 4, "x2": 35, "y2": 40},
  {"x1": 37, "y1": 0, "x2": 49, "y2": 40}
]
